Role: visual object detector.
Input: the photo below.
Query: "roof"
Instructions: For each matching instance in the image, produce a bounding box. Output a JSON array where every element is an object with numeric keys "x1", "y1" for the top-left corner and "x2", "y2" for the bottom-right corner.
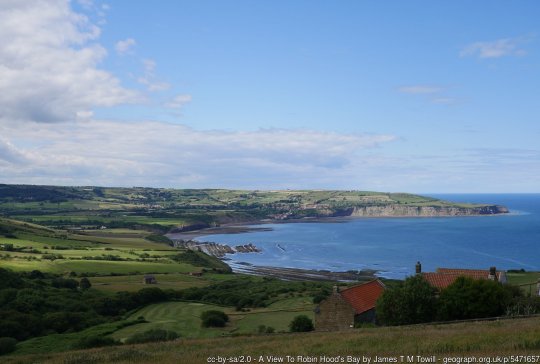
[
  {"x1": 339, "y1": 280, "x2": 385, "y2": 314},
  {"x1": 436, "y1": 268, "x2": 505, "y2": 281},
  {"x1": 422, "y1": 268, "x2": 504, "y2": 290}
]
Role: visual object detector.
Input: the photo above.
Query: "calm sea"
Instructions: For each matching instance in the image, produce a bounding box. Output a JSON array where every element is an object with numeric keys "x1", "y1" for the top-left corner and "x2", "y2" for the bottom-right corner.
[{"x1": 197, "y1": 194, "x2": 540, "y2": 278}]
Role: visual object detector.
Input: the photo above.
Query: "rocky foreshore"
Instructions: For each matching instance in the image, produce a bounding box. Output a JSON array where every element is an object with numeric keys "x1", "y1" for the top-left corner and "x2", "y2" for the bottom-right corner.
[
  {"x1": 173, "y1": 239, "x2": 261, "y2": 258},
  {"x1": 230, "y1": 263, "x2": 378, "y2": 282}
]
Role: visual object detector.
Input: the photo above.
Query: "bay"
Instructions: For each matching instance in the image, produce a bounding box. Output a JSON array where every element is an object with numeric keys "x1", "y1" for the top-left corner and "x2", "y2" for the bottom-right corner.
[{"x1": 197, "y1": 194, "x2": 540, "y2": 278}]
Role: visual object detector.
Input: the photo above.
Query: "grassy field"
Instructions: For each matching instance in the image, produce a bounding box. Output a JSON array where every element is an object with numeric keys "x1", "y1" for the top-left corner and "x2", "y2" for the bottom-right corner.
[
  {"x1": 5, "y1": 316, "x2": 540, "y2": 364},
  {"x1": 111, "y1": 296, "x2": 315, "y2": 341},
  {"x1": 88, "y1": 273, "x2": 228, "y2": 292}
]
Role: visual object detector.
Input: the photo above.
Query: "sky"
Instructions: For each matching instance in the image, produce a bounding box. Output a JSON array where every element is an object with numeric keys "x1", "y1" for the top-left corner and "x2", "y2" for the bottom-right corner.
[{"x1": 0, "y1": 0, "x2": 539, "y2": 193}]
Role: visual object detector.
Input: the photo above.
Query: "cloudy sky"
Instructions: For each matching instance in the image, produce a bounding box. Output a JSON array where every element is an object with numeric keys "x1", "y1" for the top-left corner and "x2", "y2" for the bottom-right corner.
[{"x1": 1, "y1": 0, "x2": 539, "y2": 192}]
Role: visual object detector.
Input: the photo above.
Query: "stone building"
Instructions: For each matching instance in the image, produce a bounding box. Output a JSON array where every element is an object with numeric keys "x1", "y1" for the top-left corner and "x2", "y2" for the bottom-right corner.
[
  {"x1": 314, "y1": 279, "x2": 385, "y2": 331},
  {"x1": 142, "y1": 274, "x2": 157, "y2": 284}
]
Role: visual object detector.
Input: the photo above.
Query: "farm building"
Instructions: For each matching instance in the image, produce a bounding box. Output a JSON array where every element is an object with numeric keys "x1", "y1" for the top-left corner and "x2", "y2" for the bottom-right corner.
[
  {"x1": 415, "y1": 261, "x2": 507, "y2": 290},
  {"x1": 314, "y1": 279, "x2": 385, "y2": 331},
  {"x1": 142, "y1": 274, "x2": 157, "y2": 284}
]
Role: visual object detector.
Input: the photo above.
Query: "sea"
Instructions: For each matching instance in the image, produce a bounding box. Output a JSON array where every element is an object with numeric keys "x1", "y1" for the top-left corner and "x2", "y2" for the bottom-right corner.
[{"x1": 196, "y1": 194, "x2": 540, "y2": 279}]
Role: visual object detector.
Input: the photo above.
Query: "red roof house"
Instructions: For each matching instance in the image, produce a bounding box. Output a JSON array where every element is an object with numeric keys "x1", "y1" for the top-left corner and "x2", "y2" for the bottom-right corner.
[
  {"x1": 314, "y1": 280, "x2": 385, "y2": 331},
  {"x1": 415, "y1": 262, "x2": 507, "y2": 290}
]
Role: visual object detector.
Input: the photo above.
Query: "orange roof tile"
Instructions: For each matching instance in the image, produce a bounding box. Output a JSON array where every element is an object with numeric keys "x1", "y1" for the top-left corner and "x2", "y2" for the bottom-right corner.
[
  {"x1": 339, "y1": 280, "x2": 385, "y2": 314},
  {"x1": 422, "y1": 272, "x2": 462, "y2": 290},
  {"x1": 422, "y1": 268, "x2": 503, "y2": 290},
  {"x1": 436, "y1": 268, "x2": 504, "y2": 281}
]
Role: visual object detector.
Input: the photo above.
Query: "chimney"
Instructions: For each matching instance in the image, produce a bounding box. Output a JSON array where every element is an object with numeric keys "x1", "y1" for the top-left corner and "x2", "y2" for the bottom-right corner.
[
  {"x1": 488, "y1": 266, "x2": 497, "y2": 281},
  {"x1": 333, "y1": 285, "x2": 340, "y2": 294},
  {"x1": 415, "y1": 261, "x2": 422, "y2": 274}
]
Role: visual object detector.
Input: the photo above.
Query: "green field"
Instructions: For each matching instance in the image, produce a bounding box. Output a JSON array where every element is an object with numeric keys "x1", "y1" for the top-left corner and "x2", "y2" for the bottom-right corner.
[
  {"x1": 89, "y1": 273, "x2": 223, "y2": 292},
  {"x1": 6, "y1": 316, "x2": 540, "y2": 364},
  {"x1": 111, "y1": 296, "x2": 315, "y2": 341}
]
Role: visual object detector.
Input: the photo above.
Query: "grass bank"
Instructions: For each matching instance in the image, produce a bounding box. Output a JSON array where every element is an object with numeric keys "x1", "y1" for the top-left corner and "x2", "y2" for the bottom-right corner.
[{"x1": 5, "y1": 316, "x2": 540, "y2": 364}]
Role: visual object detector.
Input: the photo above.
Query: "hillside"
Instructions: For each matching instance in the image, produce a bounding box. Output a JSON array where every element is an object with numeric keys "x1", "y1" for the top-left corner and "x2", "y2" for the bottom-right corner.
[
  {"x1": 4, "y1": 316, "x2": 540, "y2": 364},
  {"x1": 0, "y1": 185, "x2": 508, "y2": 232}
]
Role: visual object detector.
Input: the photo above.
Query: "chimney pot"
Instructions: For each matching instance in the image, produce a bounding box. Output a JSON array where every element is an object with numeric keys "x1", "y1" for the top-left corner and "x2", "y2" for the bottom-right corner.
[
  {"x1": 415, "y1": 261, "x2": 422, "y2": 274},
  {"x1": 489, "y1": 266, "x2": 497, "y2": 281}
]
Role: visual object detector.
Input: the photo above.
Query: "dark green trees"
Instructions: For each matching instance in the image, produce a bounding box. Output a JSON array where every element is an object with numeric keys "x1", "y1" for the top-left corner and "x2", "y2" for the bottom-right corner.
[
  {"x1": 79, "y1": 277, "x2": 92, "y2": 290},
  {"x1": 376, "y1": 274, "x2": 437, "y2": 326},
  {"x1": 437, "y1": 276, "x2": 513, "y2": 320},
  {"x1": 377, "y1": 275, "x2": 523, "y2": 326},
  {"x1": 201, "y1": 310, "x2": 229, "y2": 327},
  {"x1": 289, "y1": 315, "x2": 314, "y2": 332}
]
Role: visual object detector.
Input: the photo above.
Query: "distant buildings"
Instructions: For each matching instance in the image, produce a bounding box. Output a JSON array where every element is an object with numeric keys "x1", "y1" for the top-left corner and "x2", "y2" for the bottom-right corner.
[{"x1": 142, "y1": 274, "x2": 157, "y2": 284}]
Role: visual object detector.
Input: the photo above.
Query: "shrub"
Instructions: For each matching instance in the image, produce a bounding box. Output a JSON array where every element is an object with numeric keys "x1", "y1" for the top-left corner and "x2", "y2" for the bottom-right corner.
[
  {"x1": 258, "y1": 325, "x2": 275, "y2": 334},
  {"x1": 0, "y1": 337, "x2": 17, "y2": 355},
  {"x1": 125, "y1": 329, "x2": 179, "y2": 344},
  {"x1": 74, "y1": 335, "x2": 118, "y2": 349},
  {"x1": 437, "y1": 277, "x2": 515, "y2": 321},
  {"x1": 376, "y1": 274, "x2": 437, "y2": 326},
  {"x1": 51, "y1": 278, "x2": 79, "y2": 290},
  {"x1": 289, "y1": 315, "x2": 314, "y2": 332},
  {"x1": 79, "y1": 277, "x2": 92, "y2": 290},
  {"x1": 201, "y1": 310, "x2": 229, "y2": 328}
]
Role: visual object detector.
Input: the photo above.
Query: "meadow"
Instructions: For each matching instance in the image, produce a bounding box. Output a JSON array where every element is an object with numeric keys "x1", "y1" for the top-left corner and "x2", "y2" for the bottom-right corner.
[{"x1": 5, "y1": 316, "x2": 540, "y2": 364}]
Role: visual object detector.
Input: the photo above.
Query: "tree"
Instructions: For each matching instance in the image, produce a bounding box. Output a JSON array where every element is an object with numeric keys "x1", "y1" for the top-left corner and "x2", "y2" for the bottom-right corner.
[
  {"x1": 376, "y1": 274, "x2": 438, "y2": 326},
  {"x1": 79, "y1": 277, "x2": 92, "y2": 290},
  {"x1": 289, "y1": 315, "x2": 314, "y2": 332},
  {"x1": 0, "y1": 337, "x2": 17, "y2": 355},
  {"x1": 437, "y1": 277, "x2": 514, "y2": 321},
  {"x1": 201, "y1": 310, "x2": 229, "y2": 327},
  {"x1": 125, "y1": 329, "x2": 179, "y2": 344}
]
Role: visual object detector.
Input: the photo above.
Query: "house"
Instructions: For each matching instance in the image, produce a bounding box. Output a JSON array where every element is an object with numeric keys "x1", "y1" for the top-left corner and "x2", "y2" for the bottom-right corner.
[
  {"x1": 142, "y1": 274, "x2": 157, "y2": 284},
  {"x1": 314, "y1": 279, "x2": 385, "y2": 331},
  {"x1": 189, "y1": 271, "x2": 203, "y2": 277},
  {"x1": 415, "y1": 261, "x2": 507, "y2": 290}
]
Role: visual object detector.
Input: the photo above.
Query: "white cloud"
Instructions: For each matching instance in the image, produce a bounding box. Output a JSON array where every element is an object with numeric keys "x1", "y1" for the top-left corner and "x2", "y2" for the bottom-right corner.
[
  {"x1": 137, "y1": 59, "x2": 170, "y2": 92},
  {"x1": 0, "y1": 137, "x2": 29, "y2": 164},
  {"x1": 165, "y1": 94, "x2": 192, "y2": 109},
  {"x1": 115, "y1": 38, "x2": 136, "y2": 55},
  {"x1": 0, "y1": 0, "x2": 140, "y2": 123},
  {"x1": 398, "y1": 85, "x2": 442, "y2": 95},
  {"x1": 0, "y1": 120, "x2": 396, "y2": 188},
  {"x1": 460, "y1": 37, "x2": 529, "y2": 59}
]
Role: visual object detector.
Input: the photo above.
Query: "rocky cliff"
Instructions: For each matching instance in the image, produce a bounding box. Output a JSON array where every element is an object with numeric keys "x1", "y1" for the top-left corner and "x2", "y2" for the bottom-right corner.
[{"x1": 348, "y1": 204, "x2": 509, "y2": 217}]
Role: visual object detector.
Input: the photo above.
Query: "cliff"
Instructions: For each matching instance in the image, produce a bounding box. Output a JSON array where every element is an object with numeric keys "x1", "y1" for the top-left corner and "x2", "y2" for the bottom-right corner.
[{"x1": 348, "y1": 204, "x2": 509, "y2": 217}]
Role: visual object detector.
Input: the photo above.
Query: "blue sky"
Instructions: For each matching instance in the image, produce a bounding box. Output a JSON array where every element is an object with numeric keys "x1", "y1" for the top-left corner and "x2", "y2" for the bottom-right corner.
[{"x1": 0, "y1": 0, "x2": 539, "y2": 192}]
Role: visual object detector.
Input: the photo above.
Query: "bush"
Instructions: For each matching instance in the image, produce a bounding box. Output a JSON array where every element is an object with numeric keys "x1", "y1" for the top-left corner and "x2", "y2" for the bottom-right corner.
[
  {"x1": 201, "y1": 310, "x2": 229, "y2": 327},
  {"x1": 125, "y1": 329, "x2": 179, "y2": 344},
  {"x1": 437, "y1": 277, "x2": 515, "y2": 321},
  {"x1": 258, "y1": 325, "x2": 275, "y2": 334},
  {"x1": 79, "y1": 277, "x2": 92, "y2": 290},
  {"x1": 0, "y1": 337, "x2": 17, "y2": 355},
  {"x1": 52, "y1": 278, "x2": 79, "y2": 290},
  {"x1": 74, "y1": 335, "x2": 118, "y2": 349},
  {"x1": 289, "y1": 315, "x2": 314, "y2": 332},
  {"x1": 376, "y1": 274, "x2": 437, "y2": 326}
]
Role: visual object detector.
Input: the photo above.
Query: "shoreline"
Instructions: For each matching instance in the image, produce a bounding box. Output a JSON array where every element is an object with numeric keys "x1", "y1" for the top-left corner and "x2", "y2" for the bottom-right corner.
[
  {"x1": 165, "y1": 211, "x2": 512, "y2": 241},
  {"x1": 229, "y1": 263, "x2": 379, "y2": 282}
]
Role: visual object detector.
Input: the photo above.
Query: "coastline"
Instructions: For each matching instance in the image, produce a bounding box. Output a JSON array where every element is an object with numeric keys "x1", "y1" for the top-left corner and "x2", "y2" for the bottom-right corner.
[
  {"x1": 165, "y1": 207, "x2": 514, "y2": 281},
  {"x1": 229, "y1": 263, "x2": 378, "y2": 282},
  {"x1": 165, "y1": 210, "x2": 512, "y2": 241}
]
